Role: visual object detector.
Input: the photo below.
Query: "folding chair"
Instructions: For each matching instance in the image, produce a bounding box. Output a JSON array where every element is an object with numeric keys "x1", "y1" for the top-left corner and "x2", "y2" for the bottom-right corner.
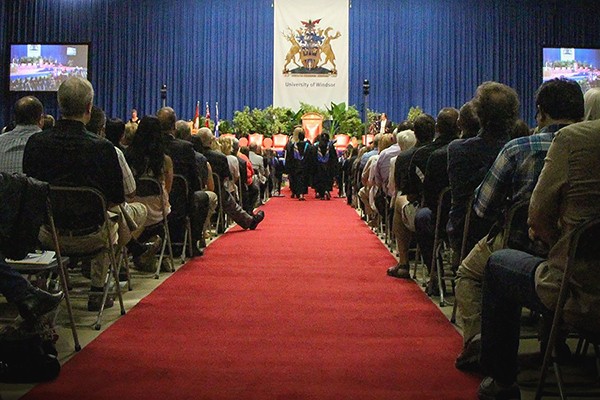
[
  {"x1": 168, "y1": 174, "x2": 193, "y2": 263},
  {"x1": 211, "y1": 172, "x2": 226, "y2": 234},
  {"x1": 46, "y1": 186, "x2": 125, "y2": 331},
  {"x1": 432, "y1": 186, "x2": 453, "y2": 306},
  {"x1": 536, "y1": 216, "x2": 600, "y2": 400},
  {"x1": 136, "y1": 177, "x2": 175, "y2": 279}
]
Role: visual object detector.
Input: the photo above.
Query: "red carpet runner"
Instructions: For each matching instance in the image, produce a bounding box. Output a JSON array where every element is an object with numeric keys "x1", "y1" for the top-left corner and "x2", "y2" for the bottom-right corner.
[{"x1": 24, "y1": 191, "x2": 479, "y2": 399}]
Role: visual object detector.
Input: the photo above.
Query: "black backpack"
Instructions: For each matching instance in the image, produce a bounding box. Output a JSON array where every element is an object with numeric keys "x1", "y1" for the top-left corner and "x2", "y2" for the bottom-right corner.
[{"x1": 0, "y1": 326, "x2": 60, "y2": 383}]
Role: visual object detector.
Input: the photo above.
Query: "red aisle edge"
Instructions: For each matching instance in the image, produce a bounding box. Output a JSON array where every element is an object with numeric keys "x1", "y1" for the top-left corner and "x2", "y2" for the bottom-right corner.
[{"x1": 23, "y1": 190, "x2": 479, "y2": 400}]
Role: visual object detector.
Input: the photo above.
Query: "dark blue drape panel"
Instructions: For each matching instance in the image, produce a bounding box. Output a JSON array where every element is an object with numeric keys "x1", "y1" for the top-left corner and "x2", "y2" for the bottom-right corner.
[{"x1": 2, "y1": 0, "x2": 599, "y2": 129}]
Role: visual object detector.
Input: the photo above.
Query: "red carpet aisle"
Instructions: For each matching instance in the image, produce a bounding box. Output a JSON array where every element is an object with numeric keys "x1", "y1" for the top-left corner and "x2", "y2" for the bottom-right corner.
[{"x1": 23, "y1": 192, "x2": 479, "y2": 400}]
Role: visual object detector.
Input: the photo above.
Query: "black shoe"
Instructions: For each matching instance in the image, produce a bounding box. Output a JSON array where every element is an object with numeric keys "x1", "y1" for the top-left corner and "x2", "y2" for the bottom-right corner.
[
  {"x1": 133, "y1": 236, "x2": 162, "y2": 272},
  {"x1": 17, "y1": 287, "x2": 64, "y2": 322},
  {"x1": 387, "y1": 264, "x2": 411, "y2": 279},
  {"x1": 87, "y1": 286, "x2": 114, "y2": 312},
  {"x1": 477, "y1": 377, "x2": 520, "y2": 400},
  {"x1": 456, "y1": 337, "x2": 481, "y2": 371},
  {"x1": 249, "y1": 210, "x2": 265, "y2": 230},
  {"x1": 192, "y1": 242, "x2": 204, "y2": 257}
]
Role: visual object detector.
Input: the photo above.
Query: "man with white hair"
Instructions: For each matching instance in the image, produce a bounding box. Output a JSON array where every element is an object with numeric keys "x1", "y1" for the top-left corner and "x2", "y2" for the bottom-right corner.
[
  {"x1": 23, "y1": 76, "x2": 126, "y2": 311},
  {"x1": 195, "y1": 127, "x2": 265, "y2": 230}
]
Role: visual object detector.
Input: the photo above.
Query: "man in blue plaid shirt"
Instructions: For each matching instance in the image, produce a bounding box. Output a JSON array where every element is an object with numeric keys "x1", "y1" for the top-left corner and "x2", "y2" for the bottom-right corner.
[{"x1": 454, "y1": 78, "x2": 584, "y2": 373}]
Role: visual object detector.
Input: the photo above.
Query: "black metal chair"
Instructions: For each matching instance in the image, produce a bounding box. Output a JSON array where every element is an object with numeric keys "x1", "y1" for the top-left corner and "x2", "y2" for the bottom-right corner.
[
  {"x1": 431, "y1": 187, "x2": 453, "y2": 306},
  {"x1": 46, "y1": 186, "x2": 125, "y2": 331},
  {"x1": 136, "y1": 177, "x2": 175, "y2": 278},
  {"x1": 535, "y1": 216, "x2": 600, "y2": 400},
  {"x1": 168, "y1": 174, "x2": 193, "y2": 263}
]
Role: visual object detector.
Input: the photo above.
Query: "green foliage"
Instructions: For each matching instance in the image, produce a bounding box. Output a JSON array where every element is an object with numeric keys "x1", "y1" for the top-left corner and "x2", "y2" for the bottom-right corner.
[
  {"x1": 233, "y1": 106, "x2": 253, "y2": 136},
  {"x1": 231, "y1": 103, "x2": 363, "y2": 138},
  {"x1": 218, "y1": 120, "x2": 233, "y2": 134},
  {"x1": 407, "y1": 106, "x2": 424, "y2": 123}
]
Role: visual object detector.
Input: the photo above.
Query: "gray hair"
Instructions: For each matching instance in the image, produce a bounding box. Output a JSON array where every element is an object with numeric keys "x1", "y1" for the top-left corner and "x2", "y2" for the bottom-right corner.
[
  {"x1": 396, "y1": 129, "x2": 416, "y2": 151},
  {"x1": 584, "y1": 87, "x2": 600, "y2": 121},
  {"x1": 57, "y1": 76, "x2": 94, "y2": 117},
  {"x1": 174, "y1": 119, "x2": 192, "y2": 141}
]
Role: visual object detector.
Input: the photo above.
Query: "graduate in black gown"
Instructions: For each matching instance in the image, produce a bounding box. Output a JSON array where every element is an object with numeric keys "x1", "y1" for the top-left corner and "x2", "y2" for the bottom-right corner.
[
  {"x1": 312, "y1": 132, "x2": 338, "y2": 200},
  {"x1": 285, "y1": 130, "x2": 311, "y2": 200}
]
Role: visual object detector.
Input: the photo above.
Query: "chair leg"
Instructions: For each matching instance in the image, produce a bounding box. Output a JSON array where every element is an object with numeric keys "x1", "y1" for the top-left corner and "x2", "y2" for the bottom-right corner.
[{"x1": 56, "y1": 255, "x2": 81, "y2": 351}]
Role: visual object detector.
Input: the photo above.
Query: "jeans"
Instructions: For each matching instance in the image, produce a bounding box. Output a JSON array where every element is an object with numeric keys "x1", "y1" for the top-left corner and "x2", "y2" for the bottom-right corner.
[{"x1": 480, "y1": 249, "x2": 549, "y2": 385}]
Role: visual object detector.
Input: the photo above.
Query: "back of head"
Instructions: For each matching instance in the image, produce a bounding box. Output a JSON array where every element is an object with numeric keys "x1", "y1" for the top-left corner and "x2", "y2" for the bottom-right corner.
[
  {"x1": 397, "y1": 129, "x2": 417, "y2": 151},
  {"x1": 293, "y1": 126, "x2": 303, "y2": 141},
  {"x1": 535, "y1": 78, "x2": 584, "y2": 122},
  {"x1": 232, "y1": 138, "x2": 240, "y2": 154},
  {"x1": 156, "y1": 107, "x2": 176, "y2": 132},
  {"x1": 105, "y1": 118, "x2": 125, "y2": 147},
  {"x1": 249, "y1": 142, "x2": 259, "y2": 153},
  {"x1": 123, "y1": 122, "x2": 138, "y2": 147},
  {"x1": 57, "y1": 76, "x2": 94, "y2": 118},
  {"x1": 239, "y1": 146, "x2": 250, "y2": 157},
  {"x1": 298, "y1": 131, "x2": 305, "y2": 141},
  {"x1": 379, "y1": 134, "x2": 393, "y2": 152},
  {"x1": 174, "y1": 120, "x2": 192, "y2": 142},
  {"x1": 197, "y1": 127, "x2": 214, "y2": 149},
  {"x1": 128, "y1": 115, "x2": 165, "y2": 177},
  {"x1": 42, "y1": 114, "x2": 55, "y2": 130},
  {"x1": 436, "y1": 107, "x2": 460, "y2": 138},
  {"x1": 472, "y1": 81, "x2": 520, "y2": 136},
  {"x1": 14, "y1": 96, "x2": 44, "y2": 126},
  {"x1": 86, "y1": 106, "x2": 106, "y2": 135},
  {"x1": 584, "y1": 87, "x2": 600, "y2": 121},
  {"x1": 413, "y1": 114, "x2": 436, "y2": 144},
  {"x1": 458, "y1": 101, "x2": 480, "y2": 138},
  {"x1": 395, "y1": 120, "x2": 414, "y2": 133},
  {"x1": 511, "y1": 119, "x2": 531, "y2": 140},
  {"x1": 218, "y1": 136, "x2": 233, "y2": 155}
]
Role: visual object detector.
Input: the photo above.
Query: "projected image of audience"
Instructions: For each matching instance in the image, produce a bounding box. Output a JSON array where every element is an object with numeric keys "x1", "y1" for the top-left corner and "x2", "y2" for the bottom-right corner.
[
  {"x1": 9, "y1": 44, "x2": 89, "y2": 92},
  {"x1": 543, "y1": 47, "x2": 600, "y2": 93}
]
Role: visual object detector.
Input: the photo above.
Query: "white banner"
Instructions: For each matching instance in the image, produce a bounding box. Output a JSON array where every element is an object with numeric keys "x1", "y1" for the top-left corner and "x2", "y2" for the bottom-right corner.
[{"x1": 273, "y1": 0, "x2": 349, "y2": 110}]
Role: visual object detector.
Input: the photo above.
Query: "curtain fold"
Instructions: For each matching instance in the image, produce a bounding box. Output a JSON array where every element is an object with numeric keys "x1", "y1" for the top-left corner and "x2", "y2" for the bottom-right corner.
[{"x1": 2, "y1": 0, "x2": 599, "y2": 129}]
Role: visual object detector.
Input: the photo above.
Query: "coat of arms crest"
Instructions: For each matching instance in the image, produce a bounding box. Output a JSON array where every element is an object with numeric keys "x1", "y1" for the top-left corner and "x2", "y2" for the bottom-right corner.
[{"x1": 282, "y1": 18, "x2": 341, "y2": 76}]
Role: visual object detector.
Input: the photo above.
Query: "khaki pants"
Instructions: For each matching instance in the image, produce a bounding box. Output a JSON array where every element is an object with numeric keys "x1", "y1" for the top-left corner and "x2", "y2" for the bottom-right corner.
[
  {"x1": 392, "y1": 195, "x2": 412, "y2": 265},
  {"x1": 455, "y1": 232, "x2": 504, "y2": 345},
  {"x1": 41, "y1": 202, "x2": 147, "y2": 288},
  {"x1": 358, "y1": 186, "x2": 376, "y2": 217},
  {"x1": 203, "y1": 191, "x2": 219, "y2": 234}
]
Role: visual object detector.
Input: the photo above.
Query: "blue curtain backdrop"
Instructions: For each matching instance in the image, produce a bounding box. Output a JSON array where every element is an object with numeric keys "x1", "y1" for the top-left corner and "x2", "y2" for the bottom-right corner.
[{"x1": 1, "y1": 0, "x2": 599, "y2": 130}]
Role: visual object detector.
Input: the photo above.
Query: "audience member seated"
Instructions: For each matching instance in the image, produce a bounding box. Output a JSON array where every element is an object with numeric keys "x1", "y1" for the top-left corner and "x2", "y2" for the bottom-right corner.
[
  {"x1": 387, "y1": 114, "x2": 435, "y2": 279},
  {"x1": 125, "y1": 115, "x2": 175, "y2": 269},
  {"x1": 22, "y1": 77, "x2": 128, "y2": 311},
  {"x1": 358, "y1": 134, "x2": 393, "y2": 223},
  {"x1": 175, "y1": 120, "x2": 218, "y2": 248},
  {"x1": 194, "y1": 127, "x2": 265, "y2": 230},
  {"x1": 218, "y1": 136, "x2": 241, "y2": 199},
  {"x1": 477, "y1": 116, "x2": 600, "y2": 400},
  {"x1": 249, "y1": 143, "x2": 268, "y2": 203},
  {"x1": 236, "y1": 141, "x2": 259, "y2": 212},
  {"x1": 157, "y1": 107, "x2": 210, "y2": 256},
  {"x1": 454, "y1": 78, "x2": 584, "y2": 372},
  {"x1": 386, "y1": 129, "x2": 417, "y2": 201},
  {"x1": 446, "y1": 82, "x2": 516, "y2": 269},
  {"x1": 41, "y1": 114, "x2": 55, "y2": 130},
  {"x1": 584, "y1": 86, "x2": 600, "y2": 121},
  {"x1": 86, "y1": 107, "x2": 160, "y2": 277},
  {"x1": 105, "y1": 118, "x2": 126, "y2": 151},
  {"x1": 413, "y1": 108, "x2": 460, "y2": 292},
  {"x1": 121, "y1": 121, "x2": 137, "y2": 148},
  {"x1": 457, "y1": 101, "x2": 480, "y2": 139},
  {"x1": 0, "y1": 96, "x2": 44, "y2": 174}
]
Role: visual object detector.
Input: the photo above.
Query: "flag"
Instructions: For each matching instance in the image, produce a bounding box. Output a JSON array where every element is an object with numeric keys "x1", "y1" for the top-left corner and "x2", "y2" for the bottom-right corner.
[
  {"x1": 214, "y1": 102, "x2": 220, "y2": 138},
  {"x1": 193, "y1": 101, "x2": 200, "y2": 129},
  {"x1": 205, "y1": 102, "x2": 210, "y2": 128}
]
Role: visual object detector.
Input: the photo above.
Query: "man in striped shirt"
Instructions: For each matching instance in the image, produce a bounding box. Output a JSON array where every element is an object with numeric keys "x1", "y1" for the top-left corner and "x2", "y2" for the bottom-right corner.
[
  {"x1": 454, "y1": 78, "x2": 584, "y2": 372},
  {"x1": 0, "y1": 96, "x2": 44, "y2": 174}
]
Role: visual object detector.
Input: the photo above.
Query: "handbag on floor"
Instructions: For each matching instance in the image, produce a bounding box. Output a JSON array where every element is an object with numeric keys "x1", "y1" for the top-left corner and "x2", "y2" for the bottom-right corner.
[{"x1": 0, "y1": 325, "x2": 60, "y2": 383}]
